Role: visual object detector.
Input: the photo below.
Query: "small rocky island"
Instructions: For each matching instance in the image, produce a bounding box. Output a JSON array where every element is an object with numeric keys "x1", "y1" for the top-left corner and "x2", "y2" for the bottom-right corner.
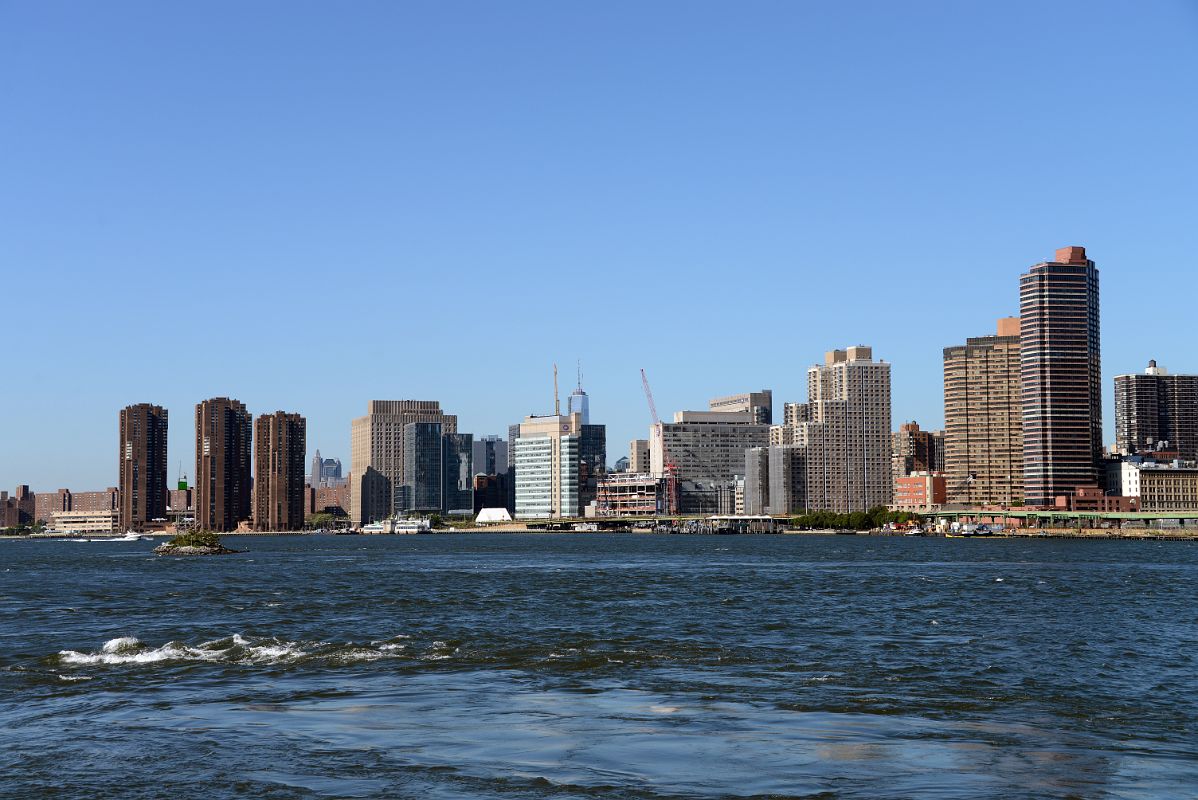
[{"x1": 154, "y1": 530, "x2": 241, "y2": 556}]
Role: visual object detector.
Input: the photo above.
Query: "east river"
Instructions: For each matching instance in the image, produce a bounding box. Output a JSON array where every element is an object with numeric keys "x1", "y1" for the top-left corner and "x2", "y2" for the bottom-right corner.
[{"x1": 1, "y1": 534, "x2": 1196, "y2": 799}]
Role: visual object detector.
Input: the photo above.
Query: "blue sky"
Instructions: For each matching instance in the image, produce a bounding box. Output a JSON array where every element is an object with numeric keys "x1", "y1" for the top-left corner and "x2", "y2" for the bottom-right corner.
[{"x1": 3, "y1": 1, "x2": 1197, "y2": 491}]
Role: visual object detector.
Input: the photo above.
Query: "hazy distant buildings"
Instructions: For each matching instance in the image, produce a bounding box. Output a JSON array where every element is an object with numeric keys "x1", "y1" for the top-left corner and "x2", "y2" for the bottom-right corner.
[
  {"x1": 943, "y1": 317, "x2": 1024, "y2": 506},
  {"x1": 254, "y1": 411, "x2": 306, "y2": 531},
  {"x1": 118, "y1": 403, "x2": 168, "y2": 531},
  {"x1": 1020, "y1": 247, "x2": 1102, "y2": 507},
  {"x1": 349, "y1": 400, "x2": 458, "y2": 526},
  {"x1": 1114, "y1": 360, "x2": 1198, "y2": 461},
  {"x1": 309, "y1": 450, "x2": 343, "y2": 487},
  {"x1": 195, "y1": 397, "x2": 253, "y2": 532}
]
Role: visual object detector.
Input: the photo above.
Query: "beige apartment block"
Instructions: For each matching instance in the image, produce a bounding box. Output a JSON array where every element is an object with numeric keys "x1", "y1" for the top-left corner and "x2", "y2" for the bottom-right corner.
[
  {"x1": 943, "y1": 318, "x2": 1023, "y2": 506},
  {"x1": 349, "y1": 400, "x2": 457, "y2": 526},
  {"x1": 799, "y1": 346, "x2": 892, "y2": 513}
]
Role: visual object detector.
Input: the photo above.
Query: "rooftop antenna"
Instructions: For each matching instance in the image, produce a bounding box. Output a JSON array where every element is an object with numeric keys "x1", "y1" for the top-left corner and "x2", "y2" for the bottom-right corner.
[
  {"x1": 577, "y1": 359, "x2": 583, "y2": 392},
  {"x1": 553, "y1": 363, "x2": 560, "y2": 416}
]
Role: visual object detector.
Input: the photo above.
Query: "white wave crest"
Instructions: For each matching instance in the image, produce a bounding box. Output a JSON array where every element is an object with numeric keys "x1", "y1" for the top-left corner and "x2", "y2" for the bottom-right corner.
[{"x1": 56, "y1": 634, "x2": 416, "y2": 667}]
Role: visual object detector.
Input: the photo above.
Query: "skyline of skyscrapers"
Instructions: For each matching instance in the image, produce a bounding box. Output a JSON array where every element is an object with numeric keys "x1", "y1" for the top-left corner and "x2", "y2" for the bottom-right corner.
[{"x1": 14, "y1": 245, "x2": 1198, "y2": 525}]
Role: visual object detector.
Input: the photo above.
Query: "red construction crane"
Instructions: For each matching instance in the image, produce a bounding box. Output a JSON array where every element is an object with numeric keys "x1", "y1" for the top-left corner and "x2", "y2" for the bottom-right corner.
[{"x1": 640, "y1": 368, "x2": 678, "y2": 515}]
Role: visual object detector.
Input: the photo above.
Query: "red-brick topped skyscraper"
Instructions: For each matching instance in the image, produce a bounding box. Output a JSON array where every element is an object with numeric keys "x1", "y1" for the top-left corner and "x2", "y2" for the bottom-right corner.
[{"x1": 1020, "y1": 246, "x2": 1102, "y2": 507}]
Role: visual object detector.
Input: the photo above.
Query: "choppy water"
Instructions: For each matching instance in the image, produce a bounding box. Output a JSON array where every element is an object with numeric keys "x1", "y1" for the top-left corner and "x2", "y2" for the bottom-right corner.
[{"x1": 2, "y1": 534, "x2": 1196, "y2": 799}]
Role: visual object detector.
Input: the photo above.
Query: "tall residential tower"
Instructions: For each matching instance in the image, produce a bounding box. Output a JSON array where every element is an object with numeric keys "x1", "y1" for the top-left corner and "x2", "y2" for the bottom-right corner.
[
  {"x1": 943, "y1": 318, "x2": 1023, "y2": 506},
  {"x1": 1019, "y1": 247, "x2": 1102, "y2": 507},
  {"x1": 195, "y1": 397, "x2": 253, "y2": 531},
  {"x1": 118, "y1": 403, "x2": 169, "y2": 531},
  {"x1": 254, "y1": 411, "x2": 306, "y2": 531}
]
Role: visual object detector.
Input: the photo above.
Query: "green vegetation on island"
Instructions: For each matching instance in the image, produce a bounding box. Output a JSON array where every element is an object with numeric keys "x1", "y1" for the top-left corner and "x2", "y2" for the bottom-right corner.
[
  {"x1": 791, "y1": 506, "x2": 922, "y2": 531},
  {"x1": 155, "y1": 529, "x2": 239, "y2": 555}
]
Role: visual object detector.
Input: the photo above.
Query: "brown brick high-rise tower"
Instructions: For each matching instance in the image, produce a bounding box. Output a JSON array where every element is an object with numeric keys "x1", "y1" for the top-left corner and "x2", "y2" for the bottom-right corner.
[
  {"x1": 195, "y1": 397, "x2": 253, "y2": 531},
  {"x1": 254, "y1": 411, "x2": 307, "y2": 531},
  {"x1": 119, "y1": 403, "x2": 169, "y2": 531}
]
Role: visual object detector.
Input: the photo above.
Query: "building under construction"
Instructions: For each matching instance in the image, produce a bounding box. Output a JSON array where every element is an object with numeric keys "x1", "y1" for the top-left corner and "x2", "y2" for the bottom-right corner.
[{"x1": 596, "y1": 473, "x2": 671, "y2": 517}]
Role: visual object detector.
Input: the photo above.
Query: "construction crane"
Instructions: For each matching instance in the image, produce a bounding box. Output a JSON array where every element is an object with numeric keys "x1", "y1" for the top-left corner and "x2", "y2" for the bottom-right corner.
[
  {"x1": 640, "y1": 368, "x2": 679, "y2": 515},
  {"x1": 553, "y1": 363, "x2": 560, "y2": 416}
]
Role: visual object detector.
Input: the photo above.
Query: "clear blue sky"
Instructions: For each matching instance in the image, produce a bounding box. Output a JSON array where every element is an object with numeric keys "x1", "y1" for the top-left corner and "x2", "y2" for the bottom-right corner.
[{"x1": 3, "y1": 1, "x2": 1197, "y2": 491}]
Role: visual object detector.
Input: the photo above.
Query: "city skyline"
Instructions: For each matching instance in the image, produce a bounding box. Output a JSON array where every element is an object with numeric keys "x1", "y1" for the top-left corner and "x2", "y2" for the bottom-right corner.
[{"x1": 4, "y1": 3, "x2": 1198, "y2": 491}]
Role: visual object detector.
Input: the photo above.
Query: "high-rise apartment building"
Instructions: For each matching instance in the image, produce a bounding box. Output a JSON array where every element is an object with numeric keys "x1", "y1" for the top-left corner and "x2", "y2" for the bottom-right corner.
[
  {"x1": 118, "y1": 403, "x2": 168, "y2": 531},
  {"x1": 254, "y1": 411, "x2": 306, "y2": 531},
  {"x1": 891, "y1": 421, "x2": 943, "y2": 478},
  {"x1": 797, "y1": 346, "x2": 892, "y2": 513},
  {"x1": 1020, "y1": 247, "x2": 1102, "y2": 507},
  {"x1": 349, "y1": 400, "x2": 457, "y2": 526},
  {"x1": 709, "y1": 390, "x2": 773, "y2": 425},
  {"x1": 398, "y1": 423, "x2": 473, "y2": 515},
  {"x1": 195, "y1": 397, "x2": 253, "y2": 532},
  {"x1": 1114, "y1": 360, "x2": 1198, "y2": 460},
  {"x1": 943, "y1": 317, "x2": 1024, "y2": 506}
]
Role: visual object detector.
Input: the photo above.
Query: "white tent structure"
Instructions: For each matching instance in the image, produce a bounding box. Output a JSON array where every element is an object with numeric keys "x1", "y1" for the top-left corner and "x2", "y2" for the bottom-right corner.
[{"x1": 475, "y1": 508, "x2": 513, "y2": 525}]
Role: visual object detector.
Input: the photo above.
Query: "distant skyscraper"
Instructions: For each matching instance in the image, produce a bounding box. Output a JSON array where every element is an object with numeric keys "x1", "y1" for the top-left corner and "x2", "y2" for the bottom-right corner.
[
  {"x1": 567, "y1": 363, "x2": 590, "y2": 425},
  {"x1": 943, "y1": 318, "x2": 1023, "y2": 506},
  {"x1": 310, "y1": 449, "x2": 323, "y2": 486},
  {"x1": 1115, "y1": 361, "x2": 1198, "y2": 460},
  {"x1": 254, "y1": 411, "x2": 306, "y2": 531},
  {"x1": 195, "y1": 397, "x2": 253, "y2": 531},
  {"x1": 118, "y1": 403, "x2": 168, "y2": 531},
  {"x1": 349, "y1": 400, "x2": 458, "y2": 526},
  {"x1": 1020, "y1": 247, "x2": 1102, "y2": 506},
  {"x1": 628, "y1": 439, "x2": 651, "y2": 473}
]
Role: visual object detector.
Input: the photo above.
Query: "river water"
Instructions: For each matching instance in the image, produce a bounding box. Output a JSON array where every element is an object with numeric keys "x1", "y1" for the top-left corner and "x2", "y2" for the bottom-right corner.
[{"x1": 1, "y1": 534, "x2": 1195, "y2": 799}]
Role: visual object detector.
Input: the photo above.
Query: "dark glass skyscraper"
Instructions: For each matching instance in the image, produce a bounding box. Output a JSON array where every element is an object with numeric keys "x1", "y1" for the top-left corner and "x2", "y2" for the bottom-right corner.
[{"x1": 1020, "y1": 246, "x2": 1102, "y2": 507}]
